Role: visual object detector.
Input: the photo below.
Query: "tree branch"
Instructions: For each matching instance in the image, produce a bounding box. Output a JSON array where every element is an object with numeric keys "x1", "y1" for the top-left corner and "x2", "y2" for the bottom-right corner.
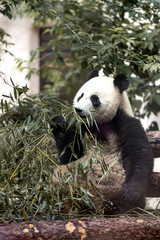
[{"x1": 147, "y1": 131, "x2": 160, "y2": 158}]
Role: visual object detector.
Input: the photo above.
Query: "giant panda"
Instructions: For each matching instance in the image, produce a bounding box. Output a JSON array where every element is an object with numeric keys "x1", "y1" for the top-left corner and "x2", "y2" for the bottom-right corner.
[{"x1": 51, "y1": 69, "x2": 154, "y2": 215}]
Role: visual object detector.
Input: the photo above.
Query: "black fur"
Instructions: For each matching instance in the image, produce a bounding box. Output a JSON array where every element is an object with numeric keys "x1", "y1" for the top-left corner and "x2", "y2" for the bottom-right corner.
[
  {"x1": 87, "y1": 69, "x2": 99, "y2": 80},
  {"x1": 88, "y1": 70, "x2": 130, "y2": 94},
  {"x1": 50, "y1": 116, "x2": 84, "y2": 164},
  {"x1": 114, "y1": 74, "x2": 130, "y2": 93},
  {"x1": 75, "y1": 107, "x2": 82, "y2": 113},
  {"x1": 90, "y1": 94, "x2": 101, "y2": 108},
  {"x1": 77, "y1": 93, "x2": 84, "y2": 102},
  {"x1": 51, "y1": 110, "x2": 153, "y2": 214},
  {"x1": 112, "y1": 109, "x2": 153, "y2": 206}
]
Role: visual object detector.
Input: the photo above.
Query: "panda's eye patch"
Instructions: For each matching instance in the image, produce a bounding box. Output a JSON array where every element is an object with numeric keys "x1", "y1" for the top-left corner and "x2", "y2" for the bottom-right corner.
[
  {"x1": 77, "y1": 93, "x2": 84, "y2": 102},
  {"x1": 90, "y1": 95, "x2": 101, "y2": 108}
]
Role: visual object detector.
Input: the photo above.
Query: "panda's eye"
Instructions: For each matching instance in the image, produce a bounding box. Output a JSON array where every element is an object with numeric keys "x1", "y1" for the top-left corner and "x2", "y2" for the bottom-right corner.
[
  {"x1": 90, "y1": 95, "x2": 101, "y2": 108},
  {"x1": 77, "y1": 93, "x2": 84, "y2": 102}
]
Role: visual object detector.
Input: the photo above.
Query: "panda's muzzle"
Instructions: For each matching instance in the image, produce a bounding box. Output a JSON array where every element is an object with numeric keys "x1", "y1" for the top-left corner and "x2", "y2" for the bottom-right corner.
[
  {"x1": 74, "y1": 107, "x2": 82, "y2": 113},
  {"x1": 74, "y1": 107, "x2": 87, "y2": 119}
]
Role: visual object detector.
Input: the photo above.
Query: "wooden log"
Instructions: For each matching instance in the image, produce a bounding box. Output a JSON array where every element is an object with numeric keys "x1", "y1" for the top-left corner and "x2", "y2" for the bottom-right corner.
[
  {"x1": 147, "y1": 172, "x2": 160, "y2": 197},
  {"x1": 147, "y1": 131, "x2": 160, "y2": 158},
  {"x1": 0, "y1": 217, "x2": 160, "y2": 240}
]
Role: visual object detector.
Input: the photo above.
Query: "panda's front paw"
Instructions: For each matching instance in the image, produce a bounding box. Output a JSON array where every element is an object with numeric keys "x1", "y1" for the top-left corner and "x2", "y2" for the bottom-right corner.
[
  {"x1": 104, "y1": 200, "x2": 119, "y2": 215},
  {"x1": 50, "y1": 116, "x2": 67, "y2": 138},
  {"x1": 51, "y1": 116, "x2": 67, "y2": 130}
]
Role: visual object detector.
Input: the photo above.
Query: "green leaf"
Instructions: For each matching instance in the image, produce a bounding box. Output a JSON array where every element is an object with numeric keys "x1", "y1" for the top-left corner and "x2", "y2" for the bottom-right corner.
[
  {"x1": 153, "y1": 94, "x2": 160, "y2": 106},
  {"x1": 23, "y1": 207, "x2": 29, "y2": 222}
]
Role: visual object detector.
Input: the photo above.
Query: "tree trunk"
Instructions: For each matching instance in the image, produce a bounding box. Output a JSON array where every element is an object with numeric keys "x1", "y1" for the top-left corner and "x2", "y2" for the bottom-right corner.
[{"x1": 0, "y1": 217, "x2": 160, "y2": 240}]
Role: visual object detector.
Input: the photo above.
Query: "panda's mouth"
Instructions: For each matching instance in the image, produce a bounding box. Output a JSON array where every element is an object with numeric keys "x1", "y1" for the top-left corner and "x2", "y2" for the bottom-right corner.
[
  {"x1": 80, "y1": 115, "x2": 86, "y2": 120},
  {"x1": 74, "y1": 107, "x2": 83, "y2": 114},
  {"x1": 76, "y1": 113, "x2": 86, "y2": 120}
]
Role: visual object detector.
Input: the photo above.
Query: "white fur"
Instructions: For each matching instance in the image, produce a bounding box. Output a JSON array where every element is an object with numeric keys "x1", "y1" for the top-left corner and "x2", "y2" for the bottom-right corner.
[
  {"x1": 120, "y1": 91, "x2": 134, "y2": 117},
  {"x1": 73, "y1": 76, "x2": 133, "y2": 123},
  {"x1": 98, "y1": 69, "x2": 105, "y2": 77}
]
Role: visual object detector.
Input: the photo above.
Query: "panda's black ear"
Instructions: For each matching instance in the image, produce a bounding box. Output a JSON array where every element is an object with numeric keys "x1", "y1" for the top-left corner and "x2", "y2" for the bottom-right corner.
[
  {"x1": 87, "y1": 69, "x2": 99, "y2": 81},
  {"x1": 114, "y1": 74, "x2": 130, "y2": 93}
]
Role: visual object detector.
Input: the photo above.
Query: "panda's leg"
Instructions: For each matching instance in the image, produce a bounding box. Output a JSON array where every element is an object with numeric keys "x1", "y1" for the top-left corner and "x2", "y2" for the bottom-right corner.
[
  {"x1": 50, "y1": 116, "x2": 84, "y2": 165},
  {"x1": 112, "y1": 109, "x2": 154, "y2": 206}
]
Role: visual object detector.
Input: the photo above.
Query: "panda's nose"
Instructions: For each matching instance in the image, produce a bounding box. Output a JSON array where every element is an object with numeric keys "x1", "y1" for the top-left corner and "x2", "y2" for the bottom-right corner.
[{"x1": 74, "y1": 107, "x2": 82, "y2": 113}]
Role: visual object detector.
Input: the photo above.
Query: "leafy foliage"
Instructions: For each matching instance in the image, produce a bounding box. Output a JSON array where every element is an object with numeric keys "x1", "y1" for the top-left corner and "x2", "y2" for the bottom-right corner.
[
  {"x1": 0, "y1": 80, "x2": 110, "y2": 221},
  {"x1": 0, "y1": 79, "x2": 70, "y2": 221},
  {"x1": 1, "y1": 0, "x2": 160, "y2": 128},
  {"x1": 0, "y1": 0, "x2": 19, "y2": 19},
  {"x1": 21, "y1": 1, "x2": 160, "y2": 128}
]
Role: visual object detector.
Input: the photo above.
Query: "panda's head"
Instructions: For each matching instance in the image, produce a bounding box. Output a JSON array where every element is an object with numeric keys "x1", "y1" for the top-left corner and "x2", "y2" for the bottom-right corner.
[{"x1": 73, "y1": 70, "x2": 132, "y2": 123}]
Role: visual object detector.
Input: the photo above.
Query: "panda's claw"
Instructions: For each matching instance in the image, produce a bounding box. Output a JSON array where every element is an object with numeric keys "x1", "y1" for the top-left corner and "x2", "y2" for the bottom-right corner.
[{"x1": 104, "y1": 200, "x2": 119, "y2": 215}]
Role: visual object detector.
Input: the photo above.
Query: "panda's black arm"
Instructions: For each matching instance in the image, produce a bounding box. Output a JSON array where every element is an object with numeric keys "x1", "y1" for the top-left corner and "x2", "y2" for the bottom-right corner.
[
  {"x1": 113, "y1": 109, "x2": 154, "y2": 202},
  {"x1": 50, "y1": 116, "x2": 84, "y2": 165}
]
